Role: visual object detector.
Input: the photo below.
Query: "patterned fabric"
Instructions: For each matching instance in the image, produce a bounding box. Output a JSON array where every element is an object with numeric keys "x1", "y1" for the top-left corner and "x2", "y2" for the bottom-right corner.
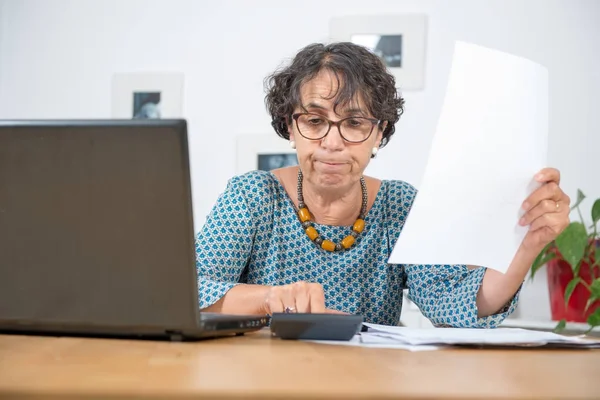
[{"x1": 195, "y1": 170, "x2": 519, "y2": 327}]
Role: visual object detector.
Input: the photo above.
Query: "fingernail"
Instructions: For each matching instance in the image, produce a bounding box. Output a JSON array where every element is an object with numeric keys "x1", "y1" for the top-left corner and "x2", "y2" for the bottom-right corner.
[
  {"x1": 522, "y1": 202, "x2": 530, "y2": 210},
  {"x1": 519, "y1": 217, "x2": 526, "y2": 225},
  {"x1": 535, "y1": 173, "x2": 544, "y2": 181}
]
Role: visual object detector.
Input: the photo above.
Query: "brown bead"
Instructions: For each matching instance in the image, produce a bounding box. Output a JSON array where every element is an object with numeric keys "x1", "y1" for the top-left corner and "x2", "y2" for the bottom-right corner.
[
  {"x1": 341, "y1": 235, "x2": 355, "y2": 249},
  {"x1": 321, "y1": 240, "x2": 336, "y2": 252},
  {"x1": 353, "y1": 219, "x2": 365, "y2": 233},
  {"x1": 298, "y1": 208, "x2": 311, "y2": 222},
  {"x1": 305, "y1": 226, "x2": 319, "y2": 241}
]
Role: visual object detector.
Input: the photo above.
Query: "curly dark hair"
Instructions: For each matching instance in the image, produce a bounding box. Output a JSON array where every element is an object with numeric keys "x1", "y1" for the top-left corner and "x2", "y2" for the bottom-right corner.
[{"x1": 264, "y1": 42, "x2": 405, "y2": 148}]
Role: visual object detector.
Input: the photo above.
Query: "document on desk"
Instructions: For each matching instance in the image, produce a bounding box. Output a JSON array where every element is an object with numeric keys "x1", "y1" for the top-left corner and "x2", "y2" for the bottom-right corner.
[
  {"x1": 308, "y1": 335, "x2": 441, "y2": 352},
  {"x1": 361, "y1": 324, "x2": 600, "y2": 349},
  {"x1": 388, "y1": 41, "x2": 548, "y2": 273},
  {"x1": 308, "y1": 325, "x2": 600, "y2": 350}
]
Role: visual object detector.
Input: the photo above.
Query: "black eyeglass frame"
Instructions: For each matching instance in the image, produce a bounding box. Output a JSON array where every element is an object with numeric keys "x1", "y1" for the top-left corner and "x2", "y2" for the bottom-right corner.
[{"x1": 291, "y1": 113, "x2": 382, "y2": 143}]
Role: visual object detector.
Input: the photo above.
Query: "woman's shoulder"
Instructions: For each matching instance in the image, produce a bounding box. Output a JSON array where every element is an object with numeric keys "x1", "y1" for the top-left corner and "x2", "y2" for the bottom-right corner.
[
  {"x1": 224, "y1": 169, "x2": 282, "y2": 200},
  {"x1": 227, "y1": 169, "x2": 277, "y2": 187},
  {"x1": 375, "y1": 179, "x2": 418, "y2": 231},
  {"x1": 380, "y1": 179, "x2": 418, "y2": 203}
]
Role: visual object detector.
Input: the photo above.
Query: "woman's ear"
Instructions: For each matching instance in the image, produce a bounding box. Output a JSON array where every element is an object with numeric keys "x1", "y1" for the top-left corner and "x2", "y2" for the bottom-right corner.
[
  {"x1": 287, "y1": 118, "x2": 295, "y2": 142},
  {"x1": 375, "y1": 122, "x2": 385, "y2": 145},
  {"x1": 380, "y1": 121, "x2": 388, "y2": 133}
]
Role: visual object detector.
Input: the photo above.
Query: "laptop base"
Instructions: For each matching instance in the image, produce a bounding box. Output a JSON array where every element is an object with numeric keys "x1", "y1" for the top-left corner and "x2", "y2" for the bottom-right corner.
[{"x1": 0, "y1": 314, "x2": 269, "y2": 342}]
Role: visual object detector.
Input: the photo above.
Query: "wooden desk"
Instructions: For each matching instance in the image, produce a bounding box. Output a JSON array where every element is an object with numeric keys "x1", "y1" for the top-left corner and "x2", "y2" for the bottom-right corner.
[{"x1": 0, "y1": 329, "x2": 598, "y2": 400}]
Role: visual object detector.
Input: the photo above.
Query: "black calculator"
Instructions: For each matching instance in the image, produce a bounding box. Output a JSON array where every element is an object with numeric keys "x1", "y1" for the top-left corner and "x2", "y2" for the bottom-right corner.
[{"x1": 270, "y1": 313, "x2": 364, "y2": 341}]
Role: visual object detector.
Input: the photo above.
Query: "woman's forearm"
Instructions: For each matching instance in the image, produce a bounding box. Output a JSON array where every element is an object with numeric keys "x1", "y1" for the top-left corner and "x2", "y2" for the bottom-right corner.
[
  {"x1": 476, "y1": 243, "x2": 540, "y2": 317},
  {"x1": 201, "y1": 284, "x2": 271, "y2": 315}
]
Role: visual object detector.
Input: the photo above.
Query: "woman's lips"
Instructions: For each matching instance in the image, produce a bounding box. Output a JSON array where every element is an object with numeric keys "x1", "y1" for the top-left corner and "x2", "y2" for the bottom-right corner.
[
  {"x1": 317, "y1": 160, "x2": 348, "y2": 165},
  {"x1": 316, "y1": 160, "x2": 349, "y2": 170}
]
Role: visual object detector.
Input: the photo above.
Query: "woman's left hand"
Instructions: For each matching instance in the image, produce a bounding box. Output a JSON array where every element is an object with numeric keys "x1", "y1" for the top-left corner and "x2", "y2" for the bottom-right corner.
[{"x1": 519, "y1": 167, "x2": 571, "y2": 252}]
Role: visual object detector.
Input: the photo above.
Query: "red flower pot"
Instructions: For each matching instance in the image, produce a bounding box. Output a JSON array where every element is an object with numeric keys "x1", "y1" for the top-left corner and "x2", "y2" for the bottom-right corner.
[{"x1": 546, "y1": 256, "x2": 600, "y2": 322}]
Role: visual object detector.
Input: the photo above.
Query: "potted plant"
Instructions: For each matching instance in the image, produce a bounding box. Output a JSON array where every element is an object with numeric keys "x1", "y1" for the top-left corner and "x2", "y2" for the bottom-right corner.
[{"x1": 530, "y1": 189, "x2": 600, "y2": 333}]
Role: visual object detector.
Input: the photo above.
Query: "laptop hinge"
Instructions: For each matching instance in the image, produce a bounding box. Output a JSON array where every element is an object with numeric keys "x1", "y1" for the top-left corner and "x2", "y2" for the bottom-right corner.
[{"x1": 165, "y1": 330, "x2": 184, "y2": 342}]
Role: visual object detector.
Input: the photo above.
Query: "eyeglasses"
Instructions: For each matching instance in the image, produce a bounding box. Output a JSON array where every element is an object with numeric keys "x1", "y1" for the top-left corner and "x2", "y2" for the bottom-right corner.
[{"x1": 292, "y1": 113, "x2": 381, "y2": 143}]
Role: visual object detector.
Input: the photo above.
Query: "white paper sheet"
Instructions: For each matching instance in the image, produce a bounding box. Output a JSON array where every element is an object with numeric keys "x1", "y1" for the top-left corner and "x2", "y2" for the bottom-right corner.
[
  {"x1": 389, "y1": 41, "x2": 548, "y2": 273},
  {"x1": 308, "y1": 335, "x2": 440, "y2": 351},
  {"x1": 362, "y1": 323, "x2": 600, "y2": 348},
  {"x1": 307, "y1": 325, "x2": 600, "y2": 350}
]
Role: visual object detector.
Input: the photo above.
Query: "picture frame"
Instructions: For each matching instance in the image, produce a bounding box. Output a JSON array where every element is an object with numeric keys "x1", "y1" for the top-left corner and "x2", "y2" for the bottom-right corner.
[
  {"x1": 111, "y1": 73, "x2": 184, "y2": 119},
  {"x1": 329, "y1": 14, "x2": 427, "y2": 90},
  {"x1": 236, "y1": 134, "x2": 298, "y2": 174}
]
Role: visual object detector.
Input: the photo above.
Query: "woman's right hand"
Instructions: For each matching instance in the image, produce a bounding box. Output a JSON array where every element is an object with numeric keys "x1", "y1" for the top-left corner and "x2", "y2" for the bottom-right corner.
[{"x1": 262, "y1": 281, "x2": 344, "y2": 314}]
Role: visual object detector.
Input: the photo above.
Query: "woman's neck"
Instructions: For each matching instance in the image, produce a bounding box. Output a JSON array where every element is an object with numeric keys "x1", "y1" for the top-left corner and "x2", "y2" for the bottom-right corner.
[
  {"x1": 301, "y1": 179, "x2": 363, "y2": 226},
  {"x1": 271, "y1": 167, "x2": 380, "y2": 227}
]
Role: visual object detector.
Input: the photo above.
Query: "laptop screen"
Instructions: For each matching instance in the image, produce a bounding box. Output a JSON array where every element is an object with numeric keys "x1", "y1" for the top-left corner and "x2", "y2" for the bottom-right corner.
[{"x1": 0, "y1": 120, "x2": 199, "y2": 329}]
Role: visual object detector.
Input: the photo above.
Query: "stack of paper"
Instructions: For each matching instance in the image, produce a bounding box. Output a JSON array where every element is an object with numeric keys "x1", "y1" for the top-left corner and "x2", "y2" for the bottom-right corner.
[
  {"x1": 361, "y1": 323, "x2": 600, "y2": 349},
  {"x1": 308, "y1": 324, "x2": 600, "y2": 351}
]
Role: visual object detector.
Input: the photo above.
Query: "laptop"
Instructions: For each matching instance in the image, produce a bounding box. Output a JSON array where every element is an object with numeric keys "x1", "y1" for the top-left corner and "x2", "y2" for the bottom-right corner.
[{"x1": 0, "y1": 119, "x2": 268, "y2": 341}]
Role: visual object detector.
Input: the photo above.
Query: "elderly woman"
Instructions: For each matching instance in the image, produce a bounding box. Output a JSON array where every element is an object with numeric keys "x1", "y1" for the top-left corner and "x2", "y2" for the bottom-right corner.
[{"x1": 196, "y1": 42, "x2": 570, "y2": 327}]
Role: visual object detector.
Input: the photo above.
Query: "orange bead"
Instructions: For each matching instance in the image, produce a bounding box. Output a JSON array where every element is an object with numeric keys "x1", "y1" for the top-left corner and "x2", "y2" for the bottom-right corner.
[
  {"x1": 305, "y1": 226, "x2": 319, "y2": 241},
  {"x1": 341, "y1": 235, "x2": 355, "y2": 249},
  {"x1": 298, "y1": 208, "x2": 311, "y2": 222},
  {"x1": 321, "y1": 240, "x2": 336, "y2": 252},
  {"x1": 353, "y1": 219, "x2": 365, "y2": 233}
]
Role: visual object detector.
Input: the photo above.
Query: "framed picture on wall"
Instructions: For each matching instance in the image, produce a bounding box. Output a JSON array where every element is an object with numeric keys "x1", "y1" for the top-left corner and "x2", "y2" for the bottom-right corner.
[
  {"x1": 329, "y1": 14, "x2": 427, "y2": 90},
  {"x1": 236, "y1": 134, "x2": 298, "y2": 174},
  {"x1": 111, "y1": 73, "x2": 184, "y2": 119}
]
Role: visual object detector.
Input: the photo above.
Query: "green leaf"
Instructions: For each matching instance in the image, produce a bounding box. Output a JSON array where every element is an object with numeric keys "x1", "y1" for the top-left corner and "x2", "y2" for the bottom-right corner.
[
  {"x1": 564, "y1": 278, "x2": 581, "y2": 306},
  {"x1": 592, "y1": 199, "x2": 600, "y2": 224},
  {"x1": 591, "y1": 279, "x2": 600, "y2": 299},
  {"x1": 583, "y1": 280, "x2": 600, "y2": 312},
  {"x1": 529, "y1": 242, "x2": 555, "y2": 280},
  {"x1": 584, "y1": 296, "x2": 599, "y2": 313},
  {"x1": 587, "y1": 308, "x2": 600, "y2": 328},
  {"x1": 573, "y1": 262, "x2": 582, "y2": 278},
  {"x1": 553, "y1": 319, "x2": 566, "y2": 333},
  {"x1": 555, "y1": 222, "x2": 588, "y2": 270},
  {"x1": 530, "y1": 253, "x2": 556, "y2": 280},
  {"x1": 571, "y1": 189, "x2": 586, "y2": 211}
]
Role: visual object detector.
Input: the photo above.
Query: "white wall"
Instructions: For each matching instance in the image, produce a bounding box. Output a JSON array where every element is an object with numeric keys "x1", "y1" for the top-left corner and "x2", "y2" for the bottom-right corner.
[
  {"x1": 1, "y1": 0, "x2": 599, "y2": 321},
  {"x1": 0, "y1": 0, "x2": 5, "y2": 96}
]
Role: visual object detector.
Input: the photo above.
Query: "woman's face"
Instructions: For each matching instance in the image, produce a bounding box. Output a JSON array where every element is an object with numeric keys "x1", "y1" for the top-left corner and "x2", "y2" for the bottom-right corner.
[{"x1": 288, "y1": 70, "x2": 383, "y2": 191}]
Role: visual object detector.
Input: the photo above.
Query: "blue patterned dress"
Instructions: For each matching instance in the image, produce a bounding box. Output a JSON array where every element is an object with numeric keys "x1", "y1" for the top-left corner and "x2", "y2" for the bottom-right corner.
[{"x1": 195, "y1": 170, "x2": 519, "y2": 327}]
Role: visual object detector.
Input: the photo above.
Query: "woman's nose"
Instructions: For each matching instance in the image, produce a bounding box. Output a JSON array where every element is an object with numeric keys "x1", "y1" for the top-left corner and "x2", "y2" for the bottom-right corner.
[{"x1": 320, "y1": 123, "x2": 345, "y2": 150}]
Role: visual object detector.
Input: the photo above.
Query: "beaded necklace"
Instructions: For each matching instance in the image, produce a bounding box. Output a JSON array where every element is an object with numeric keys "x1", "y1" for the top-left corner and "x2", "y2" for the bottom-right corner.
[{"x1": 296, "y1": 169, "x2": 367, "y2": 252}]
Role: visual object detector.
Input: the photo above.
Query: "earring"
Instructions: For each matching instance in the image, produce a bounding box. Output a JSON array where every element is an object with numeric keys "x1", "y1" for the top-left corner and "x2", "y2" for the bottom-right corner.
[
  {"x1": 372, "y1": 147, "x2": 379, "y2": 157},
  {"x1": 290, "y1": 140, "x2": 296, "y2": 149}
]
